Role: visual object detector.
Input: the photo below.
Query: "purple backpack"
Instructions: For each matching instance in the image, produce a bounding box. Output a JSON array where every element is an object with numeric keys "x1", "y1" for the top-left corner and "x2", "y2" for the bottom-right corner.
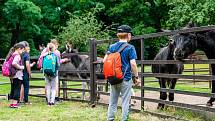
[{"x1": 2, "y1": 54, "x2": 17, "y2": 77}]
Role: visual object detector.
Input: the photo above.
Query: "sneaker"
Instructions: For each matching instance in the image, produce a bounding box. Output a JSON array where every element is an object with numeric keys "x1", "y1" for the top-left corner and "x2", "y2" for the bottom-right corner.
[
  {"x1": 55, "y1": 97, "x2": 62, "y2": 102},
  {"x1": 50, "y1": 103, "x2": 55, "y2": 105},
  {"x1": 13, "y1": 103, "x2": 20, "y2": 108},
  {"x1": 9, "y1": 104, "x2": 13, "y2": 108},
  {"x1": 47, "y1": 102, "x2": 51, "y2": 106},
  {"x1": 24, "y1": 102, "x2": 32, "y2": 105}
]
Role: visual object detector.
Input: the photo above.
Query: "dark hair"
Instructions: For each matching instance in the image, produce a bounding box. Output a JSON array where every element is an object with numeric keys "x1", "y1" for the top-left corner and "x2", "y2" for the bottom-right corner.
[
  {"x1": 14, "y1": 43, "x2": 25, "y2": 50},
  {"x1": 19, "y1": 41, "x2": 29, "y2": 47},
  {"x1": 5, "y1": 43, "x2": 25, "y2": 60}
]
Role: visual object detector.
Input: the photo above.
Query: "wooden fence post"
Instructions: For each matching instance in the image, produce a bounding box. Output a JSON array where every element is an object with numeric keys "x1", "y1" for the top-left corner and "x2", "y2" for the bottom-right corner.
[
  {"x1": 62, "y1": 79, "x2": 68, "y2": 99},
  {"x1": 141, "y1": 38, "x2": 145, "y2": 110},
  {"x1": 90, "y1": 38, "x2": 97, "y2": 104}
]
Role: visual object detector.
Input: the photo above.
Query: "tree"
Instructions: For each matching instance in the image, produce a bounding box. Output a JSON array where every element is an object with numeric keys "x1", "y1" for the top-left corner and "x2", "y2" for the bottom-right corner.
[
  {"x1": 3, "y1": 0, "x2": 42, "y2": 47},
  {"x1": 166, "y1": 0, "x2": 215, "y2": 29},
  {"x1": 58, "y1": 4, "x2": 110, "y2": 55}
]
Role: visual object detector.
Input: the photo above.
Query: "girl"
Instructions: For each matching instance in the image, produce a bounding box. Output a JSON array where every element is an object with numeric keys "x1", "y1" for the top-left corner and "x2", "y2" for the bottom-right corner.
[
  {"x1": 43, "y1": 43, "x2": 60, "y2": 105},
  {"x1": 9, "y1": 43, "x2": 25, "y2": 108}
]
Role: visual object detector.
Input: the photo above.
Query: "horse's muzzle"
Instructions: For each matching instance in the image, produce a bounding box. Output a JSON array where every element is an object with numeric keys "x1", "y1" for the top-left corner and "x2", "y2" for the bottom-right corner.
[{"x1": 174, "y1": 48, "x2": 185, "y2": 60}]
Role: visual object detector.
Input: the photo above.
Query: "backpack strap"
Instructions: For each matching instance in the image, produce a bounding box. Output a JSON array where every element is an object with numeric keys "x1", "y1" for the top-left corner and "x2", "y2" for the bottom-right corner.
[{"x1": 117, "y1": 43, "x2": 129, "y2": 53}]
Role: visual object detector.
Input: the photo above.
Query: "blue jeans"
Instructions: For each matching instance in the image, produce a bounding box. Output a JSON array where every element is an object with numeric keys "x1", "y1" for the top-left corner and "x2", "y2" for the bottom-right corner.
[
  {"x1": 107, "y1": 80, "x2": 132, "y2": 121},
  {"x1": 21, "y1": 73, "x2": 30, "y2": 102}
]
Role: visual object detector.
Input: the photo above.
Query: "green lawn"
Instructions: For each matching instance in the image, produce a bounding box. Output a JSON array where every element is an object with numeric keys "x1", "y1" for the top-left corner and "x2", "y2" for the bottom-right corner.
[
  {"x1": 1, "y1": 97, "x2": 174, "y2": 121},
  {"x1": 0, "y1": 64, "x2": 212, "y2": 121}
]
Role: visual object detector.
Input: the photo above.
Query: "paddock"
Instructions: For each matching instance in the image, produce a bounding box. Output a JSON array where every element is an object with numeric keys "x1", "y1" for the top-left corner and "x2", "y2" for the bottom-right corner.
[{"x1": 0, "y1": 26, "x2": 215, "y2": 120}]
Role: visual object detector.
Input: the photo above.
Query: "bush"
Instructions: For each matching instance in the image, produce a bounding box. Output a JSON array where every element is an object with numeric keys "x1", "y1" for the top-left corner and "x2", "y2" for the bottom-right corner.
[{"x1": 58, "y1": 4, "x2": 111, "y2": 56}]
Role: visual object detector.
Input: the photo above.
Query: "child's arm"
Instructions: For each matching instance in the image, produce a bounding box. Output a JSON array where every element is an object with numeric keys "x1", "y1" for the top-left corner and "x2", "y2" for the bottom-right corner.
[
  {"x1": 12, "y1": 55, "x2": 24, "y2": 70},
  {"x1": 30, "y1": 62, "x2": 36, "y2": 67}
]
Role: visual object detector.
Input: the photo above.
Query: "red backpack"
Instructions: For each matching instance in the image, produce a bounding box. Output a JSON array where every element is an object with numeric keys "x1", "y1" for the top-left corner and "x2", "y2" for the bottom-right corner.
[{"x1": 103, "y1": 43, "x2": 128, "y2": 85}]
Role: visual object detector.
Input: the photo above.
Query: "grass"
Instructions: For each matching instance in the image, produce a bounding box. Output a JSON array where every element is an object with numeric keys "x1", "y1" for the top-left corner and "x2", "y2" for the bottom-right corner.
[
  {"x1": 0, "y1": 95, "x2": 187, "y2": 121},
  {"x1": 0, "y1": 63, "x2": 212, "y2": 121}
]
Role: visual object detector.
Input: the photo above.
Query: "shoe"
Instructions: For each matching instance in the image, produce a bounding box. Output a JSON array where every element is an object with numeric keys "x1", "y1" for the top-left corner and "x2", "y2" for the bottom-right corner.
[
  {"x1": 24, "y1": 102, "x2": 32, "y2": 105},
  {"x1": 51, "y1": 103, "x2": 55, "y2": 105},
  {"x1": 13, "y1": 103, "x2": 20, "y2": 108},
  {"x1": 47, "y1": 102, "x2": 51, "y2": 106},
  {"x1": 9, "y1": 104, "x2": 13, "y2": 108},
  {"x1": 55, "y1": 97, "x2": 62, "y2": 102}
]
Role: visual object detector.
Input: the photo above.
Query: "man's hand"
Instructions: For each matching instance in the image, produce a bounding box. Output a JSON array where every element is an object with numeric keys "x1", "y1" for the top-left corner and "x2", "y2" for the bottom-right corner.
[
  {"x1": 133, "y1": 78, "x2": 141, "y2": 86},
  {"x1": 29, "y1": 74, "x2": 32, "y2": 79}
]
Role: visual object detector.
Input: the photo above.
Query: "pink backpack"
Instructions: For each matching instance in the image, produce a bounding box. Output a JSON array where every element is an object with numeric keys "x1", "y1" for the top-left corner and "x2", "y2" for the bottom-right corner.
[{"x1": 2, "y1": 54, "x2": 17, "y2": 77}]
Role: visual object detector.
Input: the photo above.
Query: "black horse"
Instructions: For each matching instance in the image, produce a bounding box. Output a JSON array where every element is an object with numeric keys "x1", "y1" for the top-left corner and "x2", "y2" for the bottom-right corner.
[
  {"x1": 172, "y1": 23, "x2": 215, "y2": 106},
  {"x1": 152, "y1": 41, "x2": 184, "y2": 109},
  {"x1": 60, "y1": 46, "x2": 105, "y2": 100}
]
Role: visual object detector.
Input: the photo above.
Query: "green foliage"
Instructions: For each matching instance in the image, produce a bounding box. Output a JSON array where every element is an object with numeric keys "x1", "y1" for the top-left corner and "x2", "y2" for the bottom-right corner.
[
  {"x1": 0, "y1": 27, "x2": 11, "y2": 58},
  {"x1": 167, "y1": 0, "x2": 215, "y2": 28},
  {"x1": 58, "y1": 5, "x2": 110, "y2": 54},
  {"x1": 27, "y1": 39, "x2": 39, "y2": 56},
  {"x1": 3, "y1": 0, "x2": 42, "y2": 34}
]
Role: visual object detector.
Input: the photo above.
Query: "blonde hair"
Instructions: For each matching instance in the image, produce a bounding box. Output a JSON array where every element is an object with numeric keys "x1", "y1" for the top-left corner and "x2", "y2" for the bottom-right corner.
[
  {"x1": 47, "y1": 43, "x2": 55, "y2": 52},
  {"x1": 50, "y1": 39, "x2": 59, "y2": 46},
  {"x1": 117, "y1": 33, "x2": 129, "y2": 39}
]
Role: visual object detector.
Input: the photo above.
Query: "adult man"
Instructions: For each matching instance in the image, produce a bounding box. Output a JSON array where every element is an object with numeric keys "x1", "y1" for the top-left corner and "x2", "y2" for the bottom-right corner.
[{"x1": 104, "y1": 25, "x2": 140, "y2": 121}]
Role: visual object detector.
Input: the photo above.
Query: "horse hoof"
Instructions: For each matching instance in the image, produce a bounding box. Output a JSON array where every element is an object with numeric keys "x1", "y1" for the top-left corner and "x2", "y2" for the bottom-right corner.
[
  {"x1": 157, "y1": 103, "x2": 165, "y2": 110},
  {"x1": 206, "y1": 102, "x2": 213, "y2": 107},
  {"x1": 91, "y1": 104, "x2": 96, "y2": 108}
]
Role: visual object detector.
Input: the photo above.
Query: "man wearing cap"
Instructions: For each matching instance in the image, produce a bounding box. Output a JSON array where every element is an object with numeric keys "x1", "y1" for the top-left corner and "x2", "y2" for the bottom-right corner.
[{"x1": 103, "y1": 25, "x2": 140, "y2": 121}]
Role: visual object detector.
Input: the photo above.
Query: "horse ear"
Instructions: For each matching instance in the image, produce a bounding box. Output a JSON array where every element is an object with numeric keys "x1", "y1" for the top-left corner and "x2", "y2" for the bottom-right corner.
[
  {"x1": 168, "y1": 38, "x2": 174, "y2": 48},
  {"x1": 185, "y1": 21, "x2": 196, "y2": 28}
]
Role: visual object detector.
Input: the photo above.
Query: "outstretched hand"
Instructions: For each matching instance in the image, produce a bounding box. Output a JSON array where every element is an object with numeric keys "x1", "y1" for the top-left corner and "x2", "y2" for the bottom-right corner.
[{"x1": 133, "y1": 78, "x2": 141, "y2": 86}]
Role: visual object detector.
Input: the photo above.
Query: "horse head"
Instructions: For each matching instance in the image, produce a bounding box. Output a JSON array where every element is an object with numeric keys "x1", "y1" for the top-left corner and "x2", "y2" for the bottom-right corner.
[
  {"x1": 171, "y1": 22, "x2": 198, "y2": 60},
  {"x1": 171, "y1": 33, "x2": 198, "y2": 60}
]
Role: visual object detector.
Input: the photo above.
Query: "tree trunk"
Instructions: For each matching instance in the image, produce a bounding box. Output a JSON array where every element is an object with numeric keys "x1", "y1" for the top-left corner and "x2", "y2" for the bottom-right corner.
[{"x1": 10, "y1": 23, "x2": 20, "y2": 47}]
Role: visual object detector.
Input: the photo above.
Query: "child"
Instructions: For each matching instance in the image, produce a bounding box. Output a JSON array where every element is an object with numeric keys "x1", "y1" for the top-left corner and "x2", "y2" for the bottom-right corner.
[
  {"x1": 43, "y1": 43, "x2": 60, "y2": 105},
  {"x1": 38, "y1": 39, "x2": 69, "y2": 102},
  {"x1": 9, "y1": 43, "x2": 25, "y2": 108},
  {"x1": 19, "y1": 41, "x2": 35, "y2": 104}
]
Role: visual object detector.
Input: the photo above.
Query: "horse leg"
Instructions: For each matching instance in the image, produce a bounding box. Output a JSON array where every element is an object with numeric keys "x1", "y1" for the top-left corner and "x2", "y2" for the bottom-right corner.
[
  {"x1": 82, "y1": 82, "x2": 87, "y2": 100},
  {"x1": 169, "y1": 79, "x2": 177, "y2": 101},
  {"x1": 207, "y1": 66, "x2": 215, "y2": 106},
  {"x1": 158, "y1": 78, "x2": 167, "y2": 109}
]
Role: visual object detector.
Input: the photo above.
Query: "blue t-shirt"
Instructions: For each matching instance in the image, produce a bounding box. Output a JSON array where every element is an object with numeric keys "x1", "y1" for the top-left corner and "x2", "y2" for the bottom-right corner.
[
  {"x1": 107, "y1": 42, "x2": 137, "y2": 81},
  {"x1": 22, "y1": 52, "x2": 30, "y2": 74}
]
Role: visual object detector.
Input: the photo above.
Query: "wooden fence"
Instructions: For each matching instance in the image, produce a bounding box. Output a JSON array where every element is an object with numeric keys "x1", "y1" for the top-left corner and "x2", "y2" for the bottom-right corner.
[{"x1": 0, "y1": 25, "x2": 215, "y2": 118}]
